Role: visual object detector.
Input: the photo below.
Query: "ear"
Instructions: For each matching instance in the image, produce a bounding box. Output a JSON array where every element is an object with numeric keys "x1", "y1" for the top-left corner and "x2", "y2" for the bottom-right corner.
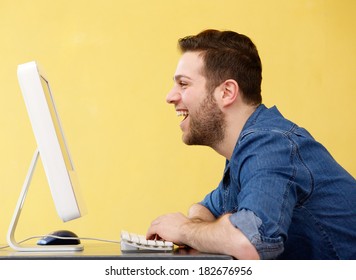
[{"x1": 218, "y1": 79, "x2": 239, "y2": 107}]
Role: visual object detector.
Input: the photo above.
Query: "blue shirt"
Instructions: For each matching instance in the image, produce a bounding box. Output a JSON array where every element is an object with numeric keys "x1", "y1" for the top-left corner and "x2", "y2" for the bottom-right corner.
[{"x1": 200, "y1": 104, "x2": 356, "y2": 259}]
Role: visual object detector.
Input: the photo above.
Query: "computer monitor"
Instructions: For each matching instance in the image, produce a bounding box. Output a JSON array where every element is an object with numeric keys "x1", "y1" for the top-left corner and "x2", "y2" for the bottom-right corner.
[{"x1": 7, "y1": 61, "x2": 86, "y2": 251}]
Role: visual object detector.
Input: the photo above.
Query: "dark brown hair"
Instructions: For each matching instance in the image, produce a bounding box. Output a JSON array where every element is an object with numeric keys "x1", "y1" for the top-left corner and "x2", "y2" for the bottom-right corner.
[{"x1": 178, "y1": 29, "x2": 262, "y2": 105}]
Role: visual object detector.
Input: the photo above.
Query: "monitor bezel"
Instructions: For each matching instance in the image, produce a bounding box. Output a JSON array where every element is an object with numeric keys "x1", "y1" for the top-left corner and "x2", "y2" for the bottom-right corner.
[{"x1": 17, "y1": 61, "x2": 86, "y2": 222}]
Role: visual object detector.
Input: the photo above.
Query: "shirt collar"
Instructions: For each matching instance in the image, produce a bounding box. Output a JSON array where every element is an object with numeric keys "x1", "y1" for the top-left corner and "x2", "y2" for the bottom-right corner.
[
  {"x1": 241, "y1": 103, "x2": 267, "y2": 131},
  {"x1": 227, "y1": 104, "x2": 267, "y2": 165}
]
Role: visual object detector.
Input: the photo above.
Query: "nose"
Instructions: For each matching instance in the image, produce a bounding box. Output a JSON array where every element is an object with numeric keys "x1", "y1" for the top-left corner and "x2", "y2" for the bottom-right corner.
[{"x1": 166, "y1": 85, "x2": 181, "y2": 104}]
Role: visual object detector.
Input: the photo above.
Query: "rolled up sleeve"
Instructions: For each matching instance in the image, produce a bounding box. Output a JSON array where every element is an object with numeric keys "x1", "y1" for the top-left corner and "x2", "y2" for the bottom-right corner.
[{"x1": 229, "y1": 209, "x2": 284, "y2": 259}]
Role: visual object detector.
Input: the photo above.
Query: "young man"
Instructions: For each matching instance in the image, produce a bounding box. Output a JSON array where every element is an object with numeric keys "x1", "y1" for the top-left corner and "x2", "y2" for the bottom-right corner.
[{"x1": 146, "y1": 29, "x2": 356, "y2": 259}]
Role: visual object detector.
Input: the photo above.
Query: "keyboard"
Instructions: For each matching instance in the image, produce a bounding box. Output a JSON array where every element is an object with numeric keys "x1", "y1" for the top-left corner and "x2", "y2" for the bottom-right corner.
[{"x1": 120, "y1": 230, "x2": 174, "y2": 252}]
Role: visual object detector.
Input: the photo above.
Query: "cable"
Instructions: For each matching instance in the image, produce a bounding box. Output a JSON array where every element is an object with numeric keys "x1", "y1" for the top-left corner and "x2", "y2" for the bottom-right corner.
[{"x1": 0, "y1": 234, "x2": 121, "y2": 250}]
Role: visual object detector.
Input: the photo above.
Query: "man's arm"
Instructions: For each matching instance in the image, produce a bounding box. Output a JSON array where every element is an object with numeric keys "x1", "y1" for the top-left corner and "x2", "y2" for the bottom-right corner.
[
  {"x1": 146, "y1": 208, "x2": 260, "y2": 260},
  {"x1": 187, "y1": 203, "x2": 216, "y2": 222}
]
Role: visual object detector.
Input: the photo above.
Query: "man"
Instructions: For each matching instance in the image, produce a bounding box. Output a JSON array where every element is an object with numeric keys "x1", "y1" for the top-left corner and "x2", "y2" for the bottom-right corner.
[{"x1": 146, "y1": 29, "x2": 356, "y2": 259}]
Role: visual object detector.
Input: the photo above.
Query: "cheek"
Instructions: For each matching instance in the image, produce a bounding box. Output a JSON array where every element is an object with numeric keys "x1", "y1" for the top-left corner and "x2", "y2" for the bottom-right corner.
[
  {"x1": 180, "y1": 91, "x2": 192, "y2": 108},
  {"x1": 181, "y1": 88, "x2": 204, "y2": 109}
]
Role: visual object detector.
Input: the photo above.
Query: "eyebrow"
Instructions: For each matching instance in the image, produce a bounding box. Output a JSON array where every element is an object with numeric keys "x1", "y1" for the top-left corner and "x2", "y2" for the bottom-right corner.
[{"x1": 173, "y1": 75, "x2": 192, "y2": 82}]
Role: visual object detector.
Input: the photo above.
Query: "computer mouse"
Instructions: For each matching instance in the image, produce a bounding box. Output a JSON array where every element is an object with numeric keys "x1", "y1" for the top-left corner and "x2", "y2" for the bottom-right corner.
[{"x1": 37, "y1": 230, "x2": 80, "y2": 245}]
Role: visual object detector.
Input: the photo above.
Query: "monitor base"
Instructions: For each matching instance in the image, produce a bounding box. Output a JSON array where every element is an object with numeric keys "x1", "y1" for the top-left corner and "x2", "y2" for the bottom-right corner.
[{"x1": 7, "y1": 149, "x2": 84, "y2": 252}]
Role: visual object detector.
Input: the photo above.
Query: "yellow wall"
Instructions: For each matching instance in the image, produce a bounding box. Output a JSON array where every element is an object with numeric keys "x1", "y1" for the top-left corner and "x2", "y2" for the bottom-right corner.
[{"x1": 0, "y1": 0, "x2": 355, "y2": 244}]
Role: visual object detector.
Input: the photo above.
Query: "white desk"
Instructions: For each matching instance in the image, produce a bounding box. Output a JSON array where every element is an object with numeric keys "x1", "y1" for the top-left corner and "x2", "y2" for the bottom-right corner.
[{"x1": 0, "y1": 243, "x2": 233, "y2": 260}]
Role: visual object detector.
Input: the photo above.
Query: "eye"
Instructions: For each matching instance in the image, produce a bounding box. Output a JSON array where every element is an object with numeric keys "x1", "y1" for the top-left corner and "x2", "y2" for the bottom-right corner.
[{"x1": 179, "y1": 81, "x2": 188, "y2": 88}]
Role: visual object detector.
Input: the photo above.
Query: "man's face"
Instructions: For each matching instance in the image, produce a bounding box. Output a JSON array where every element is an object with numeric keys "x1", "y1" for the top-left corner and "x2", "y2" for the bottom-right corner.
[{"x1": 166, "y1": 51, "x2": 225, "y2": 147}]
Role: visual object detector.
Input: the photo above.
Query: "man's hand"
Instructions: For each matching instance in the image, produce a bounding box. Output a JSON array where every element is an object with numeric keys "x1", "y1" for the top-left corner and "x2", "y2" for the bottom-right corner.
[{"x1": 146, "y1": 212, "x2": 189, "y2": 245}]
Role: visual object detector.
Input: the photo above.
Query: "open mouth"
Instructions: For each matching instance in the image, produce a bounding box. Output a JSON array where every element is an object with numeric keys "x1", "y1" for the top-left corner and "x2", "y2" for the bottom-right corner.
[{"x1": 176, "y1": 110, "x2": 189, "y2": 122}]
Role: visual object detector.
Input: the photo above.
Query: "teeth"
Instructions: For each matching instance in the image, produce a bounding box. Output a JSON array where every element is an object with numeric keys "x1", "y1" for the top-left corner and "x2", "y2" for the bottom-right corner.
[{"x1": 176, "y1": 110, "x2": 189, "y2": 117}]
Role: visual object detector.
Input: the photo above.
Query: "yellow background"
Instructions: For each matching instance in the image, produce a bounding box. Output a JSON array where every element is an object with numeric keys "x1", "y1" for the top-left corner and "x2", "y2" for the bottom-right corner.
[{"x1": 0, "y1": 0, "x2": 355, "y2": 245}]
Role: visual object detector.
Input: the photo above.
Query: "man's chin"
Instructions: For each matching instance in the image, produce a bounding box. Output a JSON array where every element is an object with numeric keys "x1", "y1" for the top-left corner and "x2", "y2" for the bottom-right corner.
[
  {"x1": 182, "y1": 133, "x2": 193, "y2": 145},
  {"x1": 181, "y1": 134, "x2": 190, "y2": 145},
  {"x1": 182, "y1": 133, "x2": 203, "y2": 146}
]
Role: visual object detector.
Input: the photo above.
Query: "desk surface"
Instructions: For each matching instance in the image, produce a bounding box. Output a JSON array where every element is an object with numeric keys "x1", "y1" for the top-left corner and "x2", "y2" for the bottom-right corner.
[{"x1": 0, "y1": 243, "x2": 233, "y2": 260}]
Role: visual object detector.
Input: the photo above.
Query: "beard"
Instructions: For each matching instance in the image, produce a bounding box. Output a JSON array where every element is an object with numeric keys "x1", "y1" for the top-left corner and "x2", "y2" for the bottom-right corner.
[{"x1": 183, "y1": 94, "x2": 226, "y2": 148}]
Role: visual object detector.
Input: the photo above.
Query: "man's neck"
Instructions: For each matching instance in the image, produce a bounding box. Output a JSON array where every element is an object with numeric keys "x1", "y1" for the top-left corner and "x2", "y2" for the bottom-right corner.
[{"x1": 213, "y1": 105, "x2": 258, "y2": 160}]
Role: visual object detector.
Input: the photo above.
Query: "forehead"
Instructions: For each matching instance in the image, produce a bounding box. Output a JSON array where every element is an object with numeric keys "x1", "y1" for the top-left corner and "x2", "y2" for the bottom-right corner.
[{"x1": 174, "y1": 51, "x2": 205, "y2": 81}]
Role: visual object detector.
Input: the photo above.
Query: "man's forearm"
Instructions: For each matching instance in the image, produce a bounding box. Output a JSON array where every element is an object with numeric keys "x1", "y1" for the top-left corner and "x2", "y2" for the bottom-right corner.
[
  {"x1": 180, "y1": 214, "x2": 260, "y2": 260},
  {"x1": 146, "y1": 207, "x2": 260, "y2": 259},
  {"x1": 187, "y1": 203, "x2": 216, "y2": 222}
]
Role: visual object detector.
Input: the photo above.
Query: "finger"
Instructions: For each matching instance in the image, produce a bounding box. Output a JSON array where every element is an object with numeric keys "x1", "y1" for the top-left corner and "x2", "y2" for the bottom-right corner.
[
  {"x1": 150, "y1": 219, "x2": 160, "y2": 226},
  {"x1": 146, "y1": 225, "x2": 158, "y2": 240}
]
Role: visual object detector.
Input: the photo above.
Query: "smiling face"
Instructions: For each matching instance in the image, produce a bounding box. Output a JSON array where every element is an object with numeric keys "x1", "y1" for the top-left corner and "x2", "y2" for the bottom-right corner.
[{"x1": 166, "y1": 51, "x2": 226, "y2": 148}]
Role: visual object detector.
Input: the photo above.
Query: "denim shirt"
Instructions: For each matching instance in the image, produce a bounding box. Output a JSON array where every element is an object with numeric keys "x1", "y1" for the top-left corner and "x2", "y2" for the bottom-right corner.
[{"x1": 200, "y1": 104, "x2": 356, "y2": 259}]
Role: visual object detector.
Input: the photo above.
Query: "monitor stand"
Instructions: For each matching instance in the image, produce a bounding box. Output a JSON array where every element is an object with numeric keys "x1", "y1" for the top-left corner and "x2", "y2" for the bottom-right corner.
[{"x1": 7, "y1": 148, "x2": 83, "y2": 252}]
